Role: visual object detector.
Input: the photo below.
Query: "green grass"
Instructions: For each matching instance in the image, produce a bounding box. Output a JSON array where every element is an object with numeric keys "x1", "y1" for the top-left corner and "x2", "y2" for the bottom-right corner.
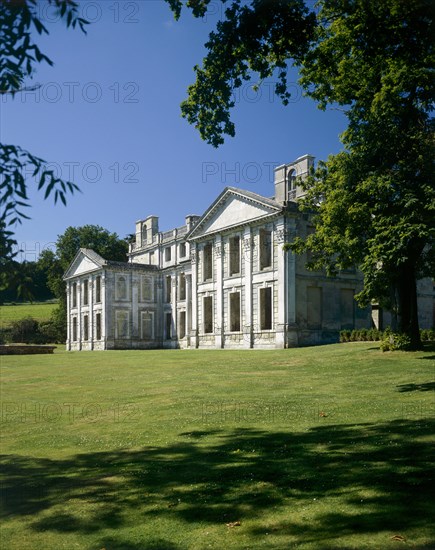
[
  {"x1": 1, "y1": 343, "x2": 434, "y2": 549},
  {"x1": 0, "y1": 301, "x2": 57, "y2": 328}
]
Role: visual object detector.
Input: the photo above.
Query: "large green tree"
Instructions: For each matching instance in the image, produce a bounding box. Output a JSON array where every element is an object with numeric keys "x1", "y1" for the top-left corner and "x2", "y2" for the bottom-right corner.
[{"x1": 167, "y1": 0, "x2": 435, "y2": 349}]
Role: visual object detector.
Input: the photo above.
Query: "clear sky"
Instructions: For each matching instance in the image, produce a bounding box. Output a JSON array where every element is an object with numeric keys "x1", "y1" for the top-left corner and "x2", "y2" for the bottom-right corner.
[{"x1": 2, "y1": 0, "x2": 347, "y2": 262}]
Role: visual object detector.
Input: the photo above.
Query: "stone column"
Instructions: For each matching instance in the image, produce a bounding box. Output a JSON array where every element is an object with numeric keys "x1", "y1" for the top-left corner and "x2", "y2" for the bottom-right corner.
[
  {"x1": 190, "y1": 244, "x2": 198, "y2": 348},
  {"x1": 186, "y1": 273, "x2": 192, "y2": 347},
  {"x1": 66, "y1": 282, "x2": 71, "y2": 350},
  {"x1": 243, "y1": 227, "x2": 253, "y2": 348},
  {"x1": 89, "y1": 276, "x2": 94, "y2": 350},
  {"x1": 215, "y1": 235, "x2": 224, "y2": 348},
  {"x1": 101, "y1": 272, "x2": 107, "y2": 347},
  {"x1": 77, "y1": 279, "x2": 82, "y2": 351},
  {"x1": 275, "y1": 223, "x2": 287, "y2": 348},
  {"x1": 286, "y1": 219, "x2": 297, "y2": 347},
  {"x1": 132, "y1": 273, "x2": 139, "y2": 344}
]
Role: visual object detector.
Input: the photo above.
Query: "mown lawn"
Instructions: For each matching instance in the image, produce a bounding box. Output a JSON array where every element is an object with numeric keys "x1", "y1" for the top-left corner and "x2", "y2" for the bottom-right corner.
[
  {"x1": 1, "y1": 343, "x2": 434, "y2": 549},
  {"x1": 0, "y1": 301, "x2": 57, "y2": 328}
]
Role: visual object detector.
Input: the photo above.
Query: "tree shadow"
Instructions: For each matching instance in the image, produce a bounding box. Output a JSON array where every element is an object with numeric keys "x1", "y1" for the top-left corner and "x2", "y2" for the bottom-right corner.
[
  {"x1": 1, "y1": 419, "x2": 434, "y2": 548},
  {"x1": 396, "y1": 382, "x2": 435, "y2": 392}
]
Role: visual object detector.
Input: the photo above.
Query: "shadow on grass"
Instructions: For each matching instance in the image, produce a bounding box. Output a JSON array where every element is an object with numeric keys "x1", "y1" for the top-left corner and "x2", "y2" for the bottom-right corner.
[
  {"x1": 396, "y1": 382, "x2": 435, "y2": 392},
  {"x1": 1, "y1": 419, "x2": 434, "y2": 548}
]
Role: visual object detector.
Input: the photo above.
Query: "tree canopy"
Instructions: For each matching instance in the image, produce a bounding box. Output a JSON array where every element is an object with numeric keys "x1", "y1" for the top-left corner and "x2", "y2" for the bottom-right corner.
[{"x1": 167, "y1": 0, "x2": 435, "y2": 348}]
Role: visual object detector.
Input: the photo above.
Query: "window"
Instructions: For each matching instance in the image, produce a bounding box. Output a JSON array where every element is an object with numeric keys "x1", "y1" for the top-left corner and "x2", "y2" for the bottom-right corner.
[
  {"x1": 141, "y1": 276, "x2": 153, "y2": 301},
  {"x1": 260, "y1": 287, "x2": 272, "y2": 330},
  {"x1": 72, "y1": 317, "x2": 77, "y2": 341},
  {"x1": 142, "y1": 224, "x2": 147, "y2": 244},
  {"x1": 83, "y1": 315, "x2": 89, "y2": 341},
  {"x1": 179, "y1": 311, "x2": 186, "y2": 339},
  {"x1": 204, "y1": 296, "x2": 213, "y2": 333},
  {"x1": 95, "y1": 313, "x2": 101, "y2": 340},
  {"x1": 165, "y1": 312, "x2": 172, "y2": 339},
  {"x1": 230, "y1": 292, "x2": 241, "y2": 332},
  {"x1": 116, "y1": 275, "x2": 127, "y2": 300},
  {"x1": 287, "y1": 169, "x2": 297, "y2": 200},
  {"x1": 179, "y1": 242, "x2": 186, "y2": 257},
  {"x1": 95, "y1": 276, "x2": 101, "y2": 303},
  {"x1": 116, "y1": 310, "x2": 129, "y2": 338},
  {"x1": 259, "y1": 229, "x2": 272, "y2": 269},
  {"x1": 340, "y1": 289, "x2": 355, "y2": 329},
  {"x1": 165, "y1": 276, "x2": 172, "y2": 303},
  {"x1": 203, "y1": 243, "x2": 213, "y2": 281},
  {"x1": 179, "y1": 273, "x2": 186, "y2": 300},
  {"x1": 141, "y1": 311, "x2": 154, "y2": 340},
  {"x1": 83, "y1": 280, "x2": 89, "y2": 306},
  {"x1": 72, "y1": 283, "x2": 77, "y2": 308},
  {"x1": 149, "y1": 251, "x2": 154, "y2": 264},
  {"x1": 229, "y1": 236, "x2": 240, "y2": 276},
  {"x1": 165, "y1": 247, "x2": 172, "y2": 262},
  {"x1": 307, "y1": 287, "x2": 322, "y2": 327}
]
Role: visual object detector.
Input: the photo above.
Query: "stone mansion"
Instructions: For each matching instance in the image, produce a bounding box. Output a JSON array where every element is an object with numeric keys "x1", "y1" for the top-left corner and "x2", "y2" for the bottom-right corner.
[{"x1": 64, "y1": 154, "x2": 433, "y2": 351}]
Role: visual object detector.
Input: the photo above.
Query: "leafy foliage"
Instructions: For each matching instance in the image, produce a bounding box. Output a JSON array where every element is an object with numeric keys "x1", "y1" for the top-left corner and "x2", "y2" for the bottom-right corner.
[
  {"x1": 0, "y1": 0, "x2": 88, "y2": 278},
  {"x1": 166, "y1": 0, "x2": 316, "y2": 146}
]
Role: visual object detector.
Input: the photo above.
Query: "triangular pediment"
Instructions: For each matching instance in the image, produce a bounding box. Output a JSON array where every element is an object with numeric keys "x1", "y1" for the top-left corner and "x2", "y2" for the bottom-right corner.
[
  {"x1": 188, "y1": 188, "x2": 281, "y2": 239},
  {"x1": 63, "y1": 249, "x2": 105, "y2": 280}
]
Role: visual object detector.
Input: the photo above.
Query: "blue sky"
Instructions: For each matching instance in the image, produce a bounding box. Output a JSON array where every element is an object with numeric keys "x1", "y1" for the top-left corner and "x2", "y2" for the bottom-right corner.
[{"x1": 2, "y1": 0, "x2": 347, "y2": 262}]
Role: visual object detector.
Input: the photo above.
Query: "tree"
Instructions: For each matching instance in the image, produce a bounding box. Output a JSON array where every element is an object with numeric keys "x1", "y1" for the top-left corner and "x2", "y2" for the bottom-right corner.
[
  {"x1": 0, "y1": 1, "x2": 88, "y2": 275},
  {"x1": 167, "y1": 0, "x2": 435, "y2": 349},
  {"x1": 46, "y1": 225, "x2": 129, "y2": 341}
]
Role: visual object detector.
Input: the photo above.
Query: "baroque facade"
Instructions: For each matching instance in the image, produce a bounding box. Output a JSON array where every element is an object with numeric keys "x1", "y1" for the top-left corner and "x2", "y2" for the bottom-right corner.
[{"x1": 64, "y1": 154, "x2": 431, "y2": 351}]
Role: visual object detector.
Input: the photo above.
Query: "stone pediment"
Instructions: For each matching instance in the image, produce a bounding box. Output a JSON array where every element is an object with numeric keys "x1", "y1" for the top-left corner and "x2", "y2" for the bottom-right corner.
[
  {"x1": 188, "y1": 188, "x2": 281, "y2": 239},
  {"x1": 63, "y1": 249, "x2": 106, "y2": 280}
]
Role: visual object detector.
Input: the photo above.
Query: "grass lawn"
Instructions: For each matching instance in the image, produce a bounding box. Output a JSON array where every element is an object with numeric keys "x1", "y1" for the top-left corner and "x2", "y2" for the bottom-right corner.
[
  {"x1": 0, "y1": 301, "x2": 57, "y2": 329},
  {"x1": 0, "y1": 343, "x2": 434, "y2": 549}
]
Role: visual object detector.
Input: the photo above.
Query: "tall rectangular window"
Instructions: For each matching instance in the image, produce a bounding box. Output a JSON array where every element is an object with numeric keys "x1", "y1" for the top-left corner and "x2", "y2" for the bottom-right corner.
[
  {"x1": 340, "y1": 289, "x2": 355, "y2": 329},
  {"x1": 165, "y1": 247, "x2": 171, "y2": 262},
  {"x1": 83, "y1": 280, "x2": 89, "y2": 306},
  {"x1": 116, "y1": 310, "x2": 129, "y2": 339},
  {"x1": 204, "y1": 296, "x2": 213, "y2": 333},
  {"x1": 179, "y1": 311, "x2": 186, "y2": 339},
  {"x1": 95, "y1": 276, "x2": 101, "y2": 303},
  {"x1": 116, "y1": 275, "x2": 127, "y2": 300},
  {"x1": 83, "y1": 315, "x2": 89, "y2": 340},
  {"x1": 179, "y1": 242, "x2": 186, "y2": 257},
  {"x1": 72, "y1": 317, "x2": 77, "y2": 341},
  {"x1": 165, "y1": 276, "x2": 172, "y2": 303},
  {"x1": 229, "y1": 236, "x2": 240, "y2": 275},
  {"x1": 165, "y1": 312, "x2": 172, "y2": 339},
  {"x1": 179, "y1": 273, "x2": 186, "y2": 300},
  {"x1": 203, "y1": 243, "x2": 213, "y2": 281},
  {"x1": 230, "y1": 292, "x2": 241, "y2": 332},
  {"x1": 260, "y1": 287, "x2": 272, "y2": 330},
  {"x1": 141, "y1": 311, "x2": 154, "y2": 340},
  {"x1": 72, "y1": 283, "x2": 77, "y2": 308},
  {"x1": 259, "y1": 229, "x2": 272, "y2": 269},
  {"x1": 95, "y1": 313, "x2": 101, "y2": 340},
  {"x1": 307, "y1": 287, "x2": 322, "y2": 327},
  {"x1": 142, "y1": 276, "x2": 153, "y2": 301}
]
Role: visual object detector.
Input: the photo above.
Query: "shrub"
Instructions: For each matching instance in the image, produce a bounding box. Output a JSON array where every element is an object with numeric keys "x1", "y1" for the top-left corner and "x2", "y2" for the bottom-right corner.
[
  {"x1": 420, "y1": 328, "x2": 435, "y2": 342},
  {"x1": 10, "y1": 317, "x2": 40, "y2": 343},
  {"x1": 380, "y1": 332, "x2": 412, "y2": 352},
  {"x1": 8, "y1": 316, "x2": 56, "y2": 344},
  {"x1": 39, "y1": 320, "x2": 60, "y2": 344},
  {"x1": 340, "y1": 330, "x2": 351, "y2": 342}
]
